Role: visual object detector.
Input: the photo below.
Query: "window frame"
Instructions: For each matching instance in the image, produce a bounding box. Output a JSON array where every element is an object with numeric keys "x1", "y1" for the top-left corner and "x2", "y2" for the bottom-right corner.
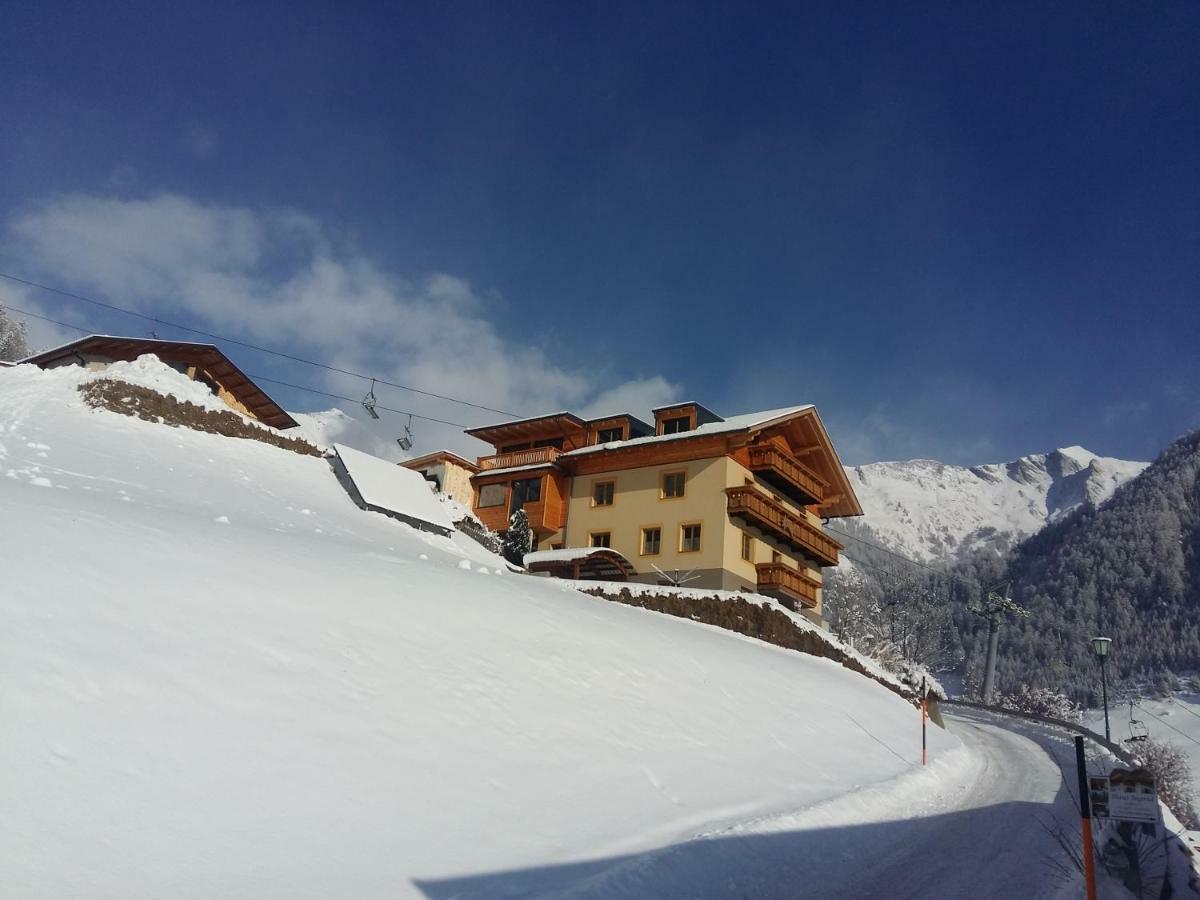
[
  {"x1": 741, "y1": 532, "x2": 753, "y2": 562},
  {"x1": 511, "y1": 476, "x2": 543, "y2": 506},
  {"x1": 589, "y1": 530, "x2": 612, "y2": 549},
  {"x1": 477, "y1": 482, "x2": 508, "y2": 508},
  {"x1": 591, "y1": 479, "x2": 616, "y2": 508},
  {"x1": 679, "y1": 521, "x2": 703, "y2": 554},
  {"x1": 595, "y1": 426, "x2": 624, "y2": 444},
  {"x1": 659, "y1": 470, "x2": 687, "y2": 500},
  {"x1": 640, "y1": 525, "x2": 662, "y2": 557},
  {"x1": 660, "y1": 414, "x2": 691, "y2": 435}
]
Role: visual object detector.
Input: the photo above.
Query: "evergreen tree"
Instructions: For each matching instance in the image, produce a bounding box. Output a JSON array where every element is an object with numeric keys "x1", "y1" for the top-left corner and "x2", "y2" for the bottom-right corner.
[
  {"x1": 0, "y1": 308, "x2": 30, "y2": 362},
  {"x1": 502, "y1": 509, "x2": 533, "y2": 567}
]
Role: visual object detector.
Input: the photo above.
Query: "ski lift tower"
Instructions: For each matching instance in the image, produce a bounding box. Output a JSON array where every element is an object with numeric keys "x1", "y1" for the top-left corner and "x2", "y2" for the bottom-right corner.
[{"x1": 969, "y1": 582, "x2": 1030, "y2": 705}]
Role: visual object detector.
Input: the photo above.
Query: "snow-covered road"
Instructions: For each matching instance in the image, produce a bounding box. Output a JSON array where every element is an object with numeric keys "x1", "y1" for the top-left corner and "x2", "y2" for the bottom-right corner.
[{"x1": 418, "y1": 708, "x2": 1100, "y2": 899}]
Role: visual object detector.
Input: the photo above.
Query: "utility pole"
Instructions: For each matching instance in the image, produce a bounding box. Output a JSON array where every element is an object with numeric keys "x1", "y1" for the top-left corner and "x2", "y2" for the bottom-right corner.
[{"x1": 969, "y1": 582, "x2": 1029, "y2": 705}]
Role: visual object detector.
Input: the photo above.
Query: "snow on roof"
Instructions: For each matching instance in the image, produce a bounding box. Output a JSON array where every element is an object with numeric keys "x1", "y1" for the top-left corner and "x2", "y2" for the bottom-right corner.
[
  {"x1": 333, "y1": 443, "x2": 455, "y2": 533},
  {"x1": 564, "y1": 405, "x2": 814, "y2": 458},
  {"x1": 524, "y1": 547, "x2": 632, "y2": 565},
  {"x1": 472, "y1": 461, "x2": 558, "y2": 478}
]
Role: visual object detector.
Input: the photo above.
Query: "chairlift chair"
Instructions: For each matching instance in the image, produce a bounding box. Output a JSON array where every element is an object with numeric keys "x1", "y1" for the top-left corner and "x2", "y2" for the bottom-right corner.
[
  {"x1": 1126, "y1": 701, "x2": 1149, "y2": 743},
  {"x1": 362, "y1": 379, "x2": 380, "y2": 420},
  {"x1": 396, "y1": 414, "x2": 414, "y2": 451}
]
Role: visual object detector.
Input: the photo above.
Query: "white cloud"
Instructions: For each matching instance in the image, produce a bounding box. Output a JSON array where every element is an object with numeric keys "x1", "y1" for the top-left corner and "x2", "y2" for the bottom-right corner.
[{"x1": 4, "y1": 192, "x2": 681, "y2": 457}]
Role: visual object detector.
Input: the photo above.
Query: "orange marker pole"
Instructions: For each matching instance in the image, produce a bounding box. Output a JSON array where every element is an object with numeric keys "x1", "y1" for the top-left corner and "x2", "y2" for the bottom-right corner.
[
  {"x1": 1075, "y1": 736, "x2": 1098, "y2": 900},
  {"x1": 921, "y1": 676, "x2": 927, "y2": 766}
]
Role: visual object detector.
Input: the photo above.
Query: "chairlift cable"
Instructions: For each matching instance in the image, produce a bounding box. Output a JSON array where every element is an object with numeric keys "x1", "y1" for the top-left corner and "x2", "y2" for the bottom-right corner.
[{"x1": 0, "y1": 271, "x2": 523, "y2": 417}]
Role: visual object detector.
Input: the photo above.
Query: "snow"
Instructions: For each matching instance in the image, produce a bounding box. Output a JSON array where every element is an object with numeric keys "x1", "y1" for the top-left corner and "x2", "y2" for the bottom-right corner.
[
  {"x1": 0, "y1": 362, "x2": 965, "y2": 898},
  {"x1": 333, "y1": 442, "x2": 455, "y2": 533},
  {"x1": 524, "y1": 547, "x2": 632, "y2": 565},
  {"x1": 563, "y1": 405, "x2": 813, "y2": 457},
  {"x1": 84, "y1": 353, "x2": 254, "y2": 416},
  {"x1": 841, "y1": 447, "x2": 1148, "y2": 563}
]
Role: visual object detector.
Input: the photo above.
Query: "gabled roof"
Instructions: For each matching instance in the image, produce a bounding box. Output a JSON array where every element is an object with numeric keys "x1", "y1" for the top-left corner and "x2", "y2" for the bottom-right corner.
[
  {"x1": 401, "y1": 449, "x2": 480, "y2": 473},
  {"x1": 21, "y1": 335, "x2": 297, "y2": 430}
]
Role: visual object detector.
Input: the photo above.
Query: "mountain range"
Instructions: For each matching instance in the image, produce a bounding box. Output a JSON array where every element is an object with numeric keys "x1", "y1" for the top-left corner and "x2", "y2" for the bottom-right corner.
[{"x1": 837, "y1": 446, "x2": 1148, "y2": 564}]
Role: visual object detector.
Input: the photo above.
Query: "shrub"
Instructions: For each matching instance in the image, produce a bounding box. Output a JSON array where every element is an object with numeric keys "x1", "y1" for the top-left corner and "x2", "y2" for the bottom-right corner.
[
  {"x1": 1133, "y1": 738, "x2": 1198, "y2": 828},
  {"x1": 998, "y1": 684, "x2": 1083, "y2": 724}
]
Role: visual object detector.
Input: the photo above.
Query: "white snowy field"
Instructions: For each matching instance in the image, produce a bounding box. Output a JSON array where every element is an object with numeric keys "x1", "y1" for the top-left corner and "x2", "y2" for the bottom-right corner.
[{"x1": 0, "y1": 361, "x2": 964, "y2": 898}]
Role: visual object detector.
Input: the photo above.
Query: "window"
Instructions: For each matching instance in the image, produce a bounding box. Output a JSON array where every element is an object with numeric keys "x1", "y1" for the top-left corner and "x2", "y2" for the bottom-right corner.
[
  {"x1": 772, "y1": 550, "x2": 782, "y2": 563},
  {"x1": 500, "y1": 442, "x2": 532, "y2": 453},
  {"x1": 680, "y1": 523, "x2": 702, "y2": 553},
  {"x1": 592, "y1": 480, "x2": 615, "y2": 507},
  {"x1": 641, "y1": 526, "x2": 661, "y2": 556},
  {"x1": 661, "y1": 415, "x2": 690, "y2": 434},
  {"x1": 660, "y1": 471, "x2": 686, "y2": 499},
  {"x1": 478, "y1": 483, "x2": 507, "y2": 508},
  {"x1": 741, "y1": 532, "x2": 753, "y2": 561},
  {"x1": 551, "y1": 542, "x2": 564, "y2": 550},
  {"x1": 423, "y1": 471, "x2": 442, "y2": 492},
  {"x1": 509, "y1": 477, "x2": 542, "y2": 514},
  {"x1": 589, "y1": 531, "x2": 612, "y2": 548},
  {"x1": 534, "y1": 437, "x2": 564, "y2": 450},
  {"x1": 512, "y1": 477, "x2": 542, "y2": 504},
  {"x1": 596, "y1": 426, "x2": 623, "y2": 444}
]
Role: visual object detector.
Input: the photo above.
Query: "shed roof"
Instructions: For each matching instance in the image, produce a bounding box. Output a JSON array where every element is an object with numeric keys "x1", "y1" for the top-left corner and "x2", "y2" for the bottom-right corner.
[{"x1": 21, "y1": 335, "x2": 297, "y2": 430}]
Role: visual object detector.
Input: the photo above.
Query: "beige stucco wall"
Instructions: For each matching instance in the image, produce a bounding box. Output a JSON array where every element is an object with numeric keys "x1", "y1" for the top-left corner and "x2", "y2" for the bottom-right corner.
[
  {"x1": 563, "y1": 457, "x2": 729, "y2": 580},
  {"x1": 417, "y1": 460, "x2": 476, "y2": 508},
  {"x1": 559, "y1": 454, "x2": 829, "y2": 611}
]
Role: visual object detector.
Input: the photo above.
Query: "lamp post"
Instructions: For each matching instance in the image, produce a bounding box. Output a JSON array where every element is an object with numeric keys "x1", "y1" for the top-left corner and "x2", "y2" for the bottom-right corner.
[{"x1": 1091, "y1": 636, "x2": 1112, "y2": 742}]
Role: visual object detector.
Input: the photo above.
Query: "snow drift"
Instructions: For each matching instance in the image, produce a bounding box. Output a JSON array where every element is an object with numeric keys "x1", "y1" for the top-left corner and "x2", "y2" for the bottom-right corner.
[{"x1": 0, "y1": 360, "x2": 962, "y2": 898}]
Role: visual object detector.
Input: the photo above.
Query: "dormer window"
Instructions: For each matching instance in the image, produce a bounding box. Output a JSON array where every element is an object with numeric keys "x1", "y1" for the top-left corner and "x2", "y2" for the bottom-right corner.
[
  {"x1": 596, "y1": 427, "x2": 623, "y2": 444},
  {"x1": 661, "y1": 415, "x2": 691, "y2": 434}
]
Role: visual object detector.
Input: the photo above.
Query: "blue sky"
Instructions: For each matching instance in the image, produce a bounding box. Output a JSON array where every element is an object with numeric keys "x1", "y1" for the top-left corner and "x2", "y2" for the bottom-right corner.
[{"x1": 1, "y1": 2, "x2": 1197, "y2": 465}]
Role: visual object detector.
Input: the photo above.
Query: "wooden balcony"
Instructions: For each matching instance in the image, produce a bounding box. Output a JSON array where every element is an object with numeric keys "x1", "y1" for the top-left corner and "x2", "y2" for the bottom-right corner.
[
  {"x1": 755, "y1": 562, "x2": 820, "y2": 610},
  {"x1": 477, "y1": 446, "x2": 563, "y2": 471},
  {"x1": 748, "y1": 444, "x2": 825, "y2": 505},
  {"x1": 725, "y1": 486, "x2": 841, "y2": 567}
]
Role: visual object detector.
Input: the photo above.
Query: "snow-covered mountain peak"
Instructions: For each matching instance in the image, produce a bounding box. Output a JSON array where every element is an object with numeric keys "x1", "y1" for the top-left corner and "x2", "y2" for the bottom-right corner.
[{"x1": 841, "y1": 446, "x2": 1147, "y2": 563}]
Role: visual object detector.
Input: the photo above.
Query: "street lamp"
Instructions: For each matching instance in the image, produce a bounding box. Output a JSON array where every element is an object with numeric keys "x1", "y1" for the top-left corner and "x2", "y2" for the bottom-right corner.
[{"x1": 1091, "y1": 636, "x2": 1112, "y2": 742}]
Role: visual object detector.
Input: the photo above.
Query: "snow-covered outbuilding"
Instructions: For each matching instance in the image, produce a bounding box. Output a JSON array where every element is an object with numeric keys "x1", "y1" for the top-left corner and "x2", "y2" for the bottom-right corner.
[
  {"x1": 20, "y1": 335, "x2": 298, "y2": 430},
  {"x1": 401, "y1": 449, "x2": 479, "y2": 508},
  {"x1": 332, "y1": 443, "x2": 456, "y2": 537},
  {"x1": 524, "y1": 547, "x2": 635, "y2": 581}
]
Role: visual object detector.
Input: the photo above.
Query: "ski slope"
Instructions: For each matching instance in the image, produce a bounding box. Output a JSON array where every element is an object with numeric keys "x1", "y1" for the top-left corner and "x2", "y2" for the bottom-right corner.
[{"x1": 0, "y1": 360, "x2": 963, "y2": 899}]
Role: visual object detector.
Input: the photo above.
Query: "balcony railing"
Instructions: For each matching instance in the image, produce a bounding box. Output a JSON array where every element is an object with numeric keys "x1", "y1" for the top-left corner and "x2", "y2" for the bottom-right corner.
[
  {"x1": 748, "y1": 444, "x2": 825, "y2": 505},
  {"x1": 477, "y1": 446, "x2": 563, "y2": 471},
  {"x1": 726, "y1": 486, "x2": 841, "y2": 567},
  {"x1": 755, "y1": 562, "x2": 820, "y2": 609}
]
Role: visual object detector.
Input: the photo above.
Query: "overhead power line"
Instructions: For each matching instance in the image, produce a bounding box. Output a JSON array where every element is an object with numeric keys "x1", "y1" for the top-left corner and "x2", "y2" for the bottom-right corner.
[
  {"x1": 0, "y1": 270, "x2": 521, "y2": 418},
  {"x1": 0, "y1": 301, "x2": 472, "y2": 428}
]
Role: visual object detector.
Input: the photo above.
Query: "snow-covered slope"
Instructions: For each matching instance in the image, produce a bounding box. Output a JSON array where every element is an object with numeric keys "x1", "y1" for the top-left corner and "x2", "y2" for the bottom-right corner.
[
  {"x1": 842, "y1": 447, "x2": 1147, "y2": 562},
  {"x1": 0, "y1": 362, "x2": 962, "y2": 898}
]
